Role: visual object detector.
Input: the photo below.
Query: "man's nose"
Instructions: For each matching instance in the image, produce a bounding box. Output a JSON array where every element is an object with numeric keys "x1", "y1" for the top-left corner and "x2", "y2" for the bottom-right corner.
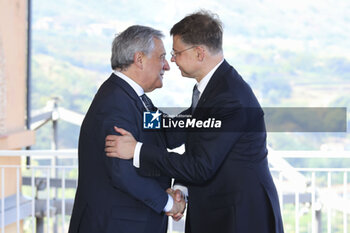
[
  {"x1": 163, "y1": 59, "x2": 170, "y2": 71},
  {"x1": 170, "y1": 56, "x2": 176, "y2": 63}
]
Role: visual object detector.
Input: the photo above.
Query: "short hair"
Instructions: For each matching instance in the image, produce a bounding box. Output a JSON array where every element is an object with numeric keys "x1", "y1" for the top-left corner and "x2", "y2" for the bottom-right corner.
[
  {"x1": 170, "y1": 10, "x2": 223, "y2": 54},
  {"x1": 111, "y1": 25, "x2": 164, "y2": 70}
]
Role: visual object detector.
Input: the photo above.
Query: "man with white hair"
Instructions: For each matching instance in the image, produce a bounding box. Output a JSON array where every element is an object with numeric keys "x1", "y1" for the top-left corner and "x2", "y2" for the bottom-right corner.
[{"x1": 69, "y1": 25, "x2": 185, "y2": 233}]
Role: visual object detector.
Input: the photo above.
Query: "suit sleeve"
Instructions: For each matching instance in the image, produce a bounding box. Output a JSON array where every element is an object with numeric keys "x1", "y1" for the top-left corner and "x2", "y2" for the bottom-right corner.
[
  {"x1": 161, "y1": 108, "x2": 191, "y2": 149},
  {"x1": 139, "y1": 97, "x2": 248, "y2": 184},
  {"x1": 99, "y1": 100, "x2": 168, "y2": 213}
]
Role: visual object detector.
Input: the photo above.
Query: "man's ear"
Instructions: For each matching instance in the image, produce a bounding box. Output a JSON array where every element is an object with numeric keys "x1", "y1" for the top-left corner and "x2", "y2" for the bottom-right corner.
[
  {"x1": 134, "y1": 52, "x2": 144, "y2": 69},
  {"x1": 196, "y1": 46, "x2": 205, "y2": 62}
]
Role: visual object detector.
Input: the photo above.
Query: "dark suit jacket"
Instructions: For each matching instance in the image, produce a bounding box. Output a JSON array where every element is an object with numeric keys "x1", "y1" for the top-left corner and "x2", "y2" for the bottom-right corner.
[
  {"x1": 68, "y1": 73, "x2": 170, "y2": 233},
  {"x1": 139, "y1": 60, "x2": 284, "y2": 233}
]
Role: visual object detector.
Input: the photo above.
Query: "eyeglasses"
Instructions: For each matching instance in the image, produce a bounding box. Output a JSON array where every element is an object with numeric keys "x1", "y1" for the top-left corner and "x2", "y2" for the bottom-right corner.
[{"x1": 170, "y1": 46, "x2": 197, "y2": 58}]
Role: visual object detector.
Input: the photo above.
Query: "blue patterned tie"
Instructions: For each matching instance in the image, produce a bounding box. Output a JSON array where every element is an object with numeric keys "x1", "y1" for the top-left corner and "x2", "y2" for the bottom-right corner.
[
  {"x1": 141, "y1": 94, "x2": 155, "y2": 111},
  {"x1": 191, "y1": 85, "x2": 200, "y2": 113}
]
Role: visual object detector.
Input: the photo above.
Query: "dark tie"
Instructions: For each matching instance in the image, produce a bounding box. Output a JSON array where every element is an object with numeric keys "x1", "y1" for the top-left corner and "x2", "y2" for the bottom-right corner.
[
  {"x1": 140, "y1": 94, "x2": 155, "y2": 111},
  {"x1": 191, "y1": 85, "x2": 200, "y2": 112}
]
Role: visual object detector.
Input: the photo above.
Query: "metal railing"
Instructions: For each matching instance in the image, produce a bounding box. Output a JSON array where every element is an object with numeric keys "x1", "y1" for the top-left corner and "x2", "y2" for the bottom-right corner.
[
  {"x1": 269, "y1": 151, "x2": 350, "y2": 233},
  {"x1": 0, "y1": 150, "x2": 77, "y2": 233},
  {"x1": 1, "y1": 150, "x2": 350, "y2": 233}
]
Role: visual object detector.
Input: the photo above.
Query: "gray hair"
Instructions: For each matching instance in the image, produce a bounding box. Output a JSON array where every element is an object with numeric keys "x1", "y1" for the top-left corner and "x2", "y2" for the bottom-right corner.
[{"x1": 111, "y1": 25, "x2": 164, "y2": 70}]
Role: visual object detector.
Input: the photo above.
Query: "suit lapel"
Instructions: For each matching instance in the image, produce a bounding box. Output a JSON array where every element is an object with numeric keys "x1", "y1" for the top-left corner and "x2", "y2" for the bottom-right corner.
[
  {"x1": 196, "y1": 60, "x2": 231, "y2": 109},
  {"x1": 108, "y1": 73, "x2": 145, "y2": 113},
  {"x1": 109, "y1": 73, "x2": 167, "y2": 147}
]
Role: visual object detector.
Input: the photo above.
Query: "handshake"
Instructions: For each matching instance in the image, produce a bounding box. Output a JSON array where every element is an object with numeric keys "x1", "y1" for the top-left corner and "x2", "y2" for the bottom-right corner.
[{"x1": 165, "y1": 188, "x2": 187, "y2": 221}]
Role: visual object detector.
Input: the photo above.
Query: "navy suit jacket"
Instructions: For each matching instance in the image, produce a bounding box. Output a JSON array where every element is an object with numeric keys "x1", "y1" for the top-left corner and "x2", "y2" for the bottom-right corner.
[
  {"x1": 68, "y1": 73, "x2": 170, "y2": 233},
  {"x1": 139, "y1": 60, "x2": 284, "y2": 233}
]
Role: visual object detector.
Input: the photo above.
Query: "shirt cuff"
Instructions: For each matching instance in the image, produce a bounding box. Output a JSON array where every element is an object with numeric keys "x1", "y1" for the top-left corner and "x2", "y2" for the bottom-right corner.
[
  {"x1": 133, "y1": 142, "x2": 143, "y2": 168},
  {"x1": 173, "y1": 184, "x2": 188, "y2": 202},
  {"x1": 163, "y1": 194, "x2": 174, "y2": 212}
]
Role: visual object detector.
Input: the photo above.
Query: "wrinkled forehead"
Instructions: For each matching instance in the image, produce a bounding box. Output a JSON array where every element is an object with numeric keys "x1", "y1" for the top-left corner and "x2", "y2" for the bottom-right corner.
[{"x1": 152, "y1": 37, "x2": 166, "y2": 53}]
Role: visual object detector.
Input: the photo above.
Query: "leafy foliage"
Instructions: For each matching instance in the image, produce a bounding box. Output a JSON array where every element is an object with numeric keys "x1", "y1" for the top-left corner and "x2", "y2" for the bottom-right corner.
[{"x1": 31, "y1": 0, "x2": 350, "y2": 154}]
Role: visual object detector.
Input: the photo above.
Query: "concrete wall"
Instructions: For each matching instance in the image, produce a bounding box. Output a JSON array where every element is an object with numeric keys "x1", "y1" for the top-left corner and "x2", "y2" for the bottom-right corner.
[{"x1": 0, "y1": 0, "x2": 35, "y2": 231}]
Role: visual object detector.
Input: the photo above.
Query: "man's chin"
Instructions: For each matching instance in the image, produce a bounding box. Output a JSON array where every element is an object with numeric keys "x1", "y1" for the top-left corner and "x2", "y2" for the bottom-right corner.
[
  {"x1": 180, "y1": 71, "x2": 194, "y2": 79},
  {"x1": 156, "y1": 82, "x2": 163, "y2": 89}
]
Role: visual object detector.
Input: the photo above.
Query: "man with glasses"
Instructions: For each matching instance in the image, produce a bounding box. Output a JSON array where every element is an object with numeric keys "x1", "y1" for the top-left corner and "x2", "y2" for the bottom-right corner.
[{"x1": 106, "y1": 11, "x2": 284, "y2": 233}]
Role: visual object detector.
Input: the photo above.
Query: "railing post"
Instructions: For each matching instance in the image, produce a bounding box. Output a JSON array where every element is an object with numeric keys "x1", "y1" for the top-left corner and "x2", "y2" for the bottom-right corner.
[
  {"x1": 36, "y1": 217, "x2": 44, "y2": 233},
  {"x1": 315, "y1": 209, "x2": 322, "y2": 233},
  {"x1": 327, "y1": 172, "x2": 332, "y2": 233},
  {"x1": 343, "y1": 172, "x2": 347, "y2": 233},
  {"x1": 47, "y1": 168, "x2": 51, "y2": 233},
  {"x1": 61, "y1": 168, "x2": 66, "y2": 233},
  {"x1": 16, "y1": 168, "x2": 20, "y2": 233},
  {"x1": 36, "y1": 176, "x2": 44, "y2": 233},
  {"x1": 31, "y1": 168, "x2": 35, "y2": 233},
  {"x1": 1, "y1": 168, "x2": 5, "y2": 233},
  {"x1": 311, "y1": 172, "x2": 316, "y2": 233},
  {"x1": 295, "y1": 190, "x2": 299, "y2": 233},
  {"x1": 52, "y1": 97, "x2": 59, "y2": 233}
]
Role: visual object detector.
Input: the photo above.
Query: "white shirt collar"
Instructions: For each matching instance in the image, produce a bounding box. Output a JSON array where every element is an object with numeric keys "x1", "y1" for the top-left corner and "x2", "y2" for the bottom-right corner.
[
  {"x1": 114, "y1": 70, "x2": 144, "y2": 97},
  {"x1": 196, "y1": 59, "x2": 224, "y2": 97}
]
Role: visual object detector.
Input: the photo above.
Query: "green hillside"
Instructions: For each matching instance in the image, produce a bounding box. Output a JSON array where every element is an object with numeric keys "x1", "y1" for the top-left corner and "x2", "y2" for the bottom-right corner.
[{"x1": 30, "y1": 0, "x2": 350, "y2": 151}]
